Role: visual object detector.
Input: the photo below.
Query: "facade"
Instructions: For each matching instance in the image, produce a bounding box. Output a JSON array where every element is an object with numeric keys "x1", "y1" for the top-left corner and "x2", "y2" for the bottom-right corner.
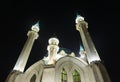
[{"x1": 6, "y1": 15, "x2": 111, "y2": 82}]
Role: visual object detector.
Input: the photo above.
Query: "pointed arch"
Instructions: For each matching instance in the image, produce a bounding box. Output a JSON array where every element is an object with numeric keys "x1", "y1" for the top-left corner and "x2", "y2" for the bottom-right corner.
[
  {"x1": 72, "y1": 69, "x2": 81, "y2": 82},
  {"x1": 61, "y1": 68, "x2": 67, "y2": 82},
  {"x1": 55, "y1": 57, "x2": 95, "y2": 82},
  {"x1": 30, "y1": 74, "x2": 36, "y2": 82}
]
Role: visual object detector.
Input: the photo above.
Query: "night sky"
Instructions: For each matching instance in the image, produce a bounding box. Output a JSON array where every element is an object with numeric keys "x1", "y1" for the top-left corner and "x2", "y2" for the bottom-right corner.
[{"x1": 0, "y1": 0, "x2": 120, "y2": 82}]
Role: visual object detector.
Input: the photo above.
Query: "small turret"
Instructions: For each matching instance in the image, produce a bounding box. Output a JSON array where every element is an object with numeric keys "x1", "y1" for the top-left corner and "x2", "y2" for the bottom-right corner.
[
  {"x1": 47, "y1": 37, "x2": 59, "y2": 64},
  {"x1": 79, "y1": 45, "x2": 87, "y2": 61}
]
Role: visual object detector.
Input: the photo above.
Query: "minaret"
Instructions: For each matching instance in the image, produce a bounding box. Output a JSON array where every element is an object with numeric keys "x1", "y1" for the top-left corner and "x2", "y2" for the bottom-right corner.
[
  {"x1": 75, "y1": 15, "x2": 101, "y2": 64},
  {"x1": 13, "y1": 22, "x2": 39, "y2": 72}
]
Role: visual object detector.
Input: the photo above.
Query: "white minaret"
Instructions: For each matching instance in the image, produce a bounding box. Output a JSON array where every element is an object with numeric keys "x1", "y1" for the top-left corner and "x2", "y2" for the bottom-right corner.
[
  {"x1": 13, "y1": 22, "x2": 39, "y2": 72},
  {"x1": 75, "y1": 15, "x2": 101, "y2": 64}
]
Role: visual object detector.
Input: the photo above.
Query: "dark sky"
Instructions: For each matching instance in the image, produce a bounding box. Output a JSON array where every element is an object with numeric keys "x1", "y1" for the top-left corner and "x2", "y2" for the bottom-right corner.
[{"x1": 0, "y1": 0, "x2": 120, "y2": 82}]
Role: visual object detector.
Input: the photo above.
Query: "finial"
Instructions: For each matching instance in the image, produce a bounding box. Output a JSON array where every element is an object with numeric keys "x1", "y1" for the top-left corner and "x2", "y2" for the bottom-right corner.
[
  {"x1": 75, "y1": 14, "x2": 84, "y2": 23},
  {"x1": 31, "y1": 21, "x2": 40, "y2": 32}
]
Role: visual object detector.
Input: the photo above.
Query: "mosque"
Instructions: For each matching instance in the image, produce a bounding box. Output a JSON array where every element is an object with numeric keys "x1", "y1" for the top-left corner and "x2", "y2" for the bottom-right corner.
[{"x1": 5, "y1": 15, "x2": 111, "y2": 82}]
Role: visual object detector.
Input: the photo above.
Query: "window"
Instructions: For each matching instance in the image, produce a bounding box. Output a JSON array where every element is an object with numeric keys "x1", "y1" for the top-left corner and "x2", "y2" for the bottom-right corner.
[
  {"x1": 30, "y1": 74, "x2": 36, "y2": 82},
  {"x1": 72, "y1": 70, "x2": 81, "y2": 82},
  {"x1": 61, "y1": 68, "x2": 67, "y2": 82}
]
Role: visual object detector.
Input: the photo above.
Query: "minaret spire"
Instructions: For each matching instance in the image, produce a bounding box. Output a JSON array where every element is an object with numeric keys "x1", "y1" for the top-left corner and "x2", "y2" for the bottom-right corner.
[
  {"x1": 31, "y1": 21, "x2": 40, "y2": 32},
  {"x1": 13, "y1": 22, "x2": 39, "y2": 72},
  {"x1": 75, "y1": 15, "x2": 101, "y2": 64}
]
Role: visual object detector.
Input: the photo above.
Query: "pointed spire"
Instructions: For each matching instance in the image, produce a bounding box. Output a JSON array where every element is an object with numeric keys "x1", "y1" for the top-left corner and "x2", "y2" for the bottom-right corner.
[
  {"x1": 31, "y1": 21, "x2": 40, "y2": 32},
  {"x1": 75, "y1": 14, "x2": 84, "y2": 23},
  {"x1": 34, "y1": 21, "x2": 39, "y2": 27},
  {"x1": 80, "y1": 45, "x2": 84, "y2": 51},
  {"x1": 76, "y1": 12, "x2": 80, "y2": 18}
]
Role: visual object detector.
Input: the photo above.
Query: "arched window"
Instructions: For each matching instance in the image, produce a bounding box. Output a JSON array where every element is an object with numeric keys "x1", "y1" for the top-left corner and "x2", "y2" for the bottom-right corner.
[
  {"x1": 30, "y1": 74, "x2": 36, "y2": 82},
  {"x1": 61, "y1": 68, "x2": 67, "y2": 82},
  {"x1": 72, "y1": 70, "x2": 81, "y2": 82}
]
